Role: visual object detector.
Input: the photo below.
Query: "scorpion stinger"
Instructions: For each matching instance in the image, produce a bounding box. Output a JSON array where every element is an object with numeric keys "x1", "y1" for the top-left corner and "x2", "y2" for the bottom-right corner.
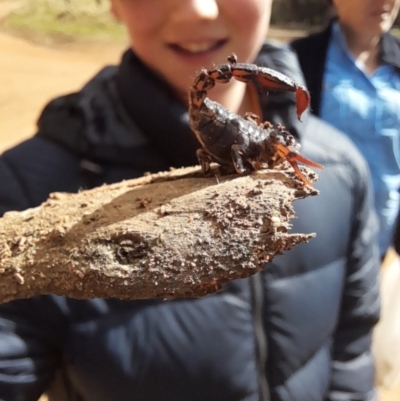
[
  {"x1": 223, "y1": 53, "x2": 310, "y2": 121},
  {"x1": 188, "y1": 54, "x2": 323, "y2": 186}
]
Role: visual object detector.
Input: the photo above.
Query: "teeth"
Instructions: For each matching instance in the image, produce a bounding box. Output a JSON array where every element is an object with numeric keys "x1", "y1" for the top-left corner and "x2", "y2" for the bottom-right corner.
[{"x1": 178, "y1": 42, "x2": 216, "y2": 53}]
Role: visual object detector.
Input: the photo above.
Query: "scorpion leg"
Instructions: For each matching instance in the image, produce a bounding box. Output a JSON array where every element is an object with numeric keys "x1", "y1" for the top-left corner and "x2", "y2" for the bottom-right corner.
[
  {"x1": 243, "y1": 112, "x2": 260, "y2": 126},
  {"x1": 231, "y1": 145, "x2": 247, "y2": 174},
  {"x1": 197, "y1": 148, "x2": 235, "y2": 175},
  {"x1": 196, "y1": 148, "x2": 214, "y2": 174},
  {"x1": 231, "y1": 144, "x2": 259, "y2": 174}
]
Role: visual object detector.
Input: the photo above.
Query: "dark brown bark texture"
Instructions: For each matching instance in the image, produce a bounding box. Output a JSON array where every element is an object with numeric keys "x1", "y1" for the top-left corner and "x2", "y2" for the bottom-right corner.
[{"x1": 0, "y1": 165, "x2": 318, "y2": 303}]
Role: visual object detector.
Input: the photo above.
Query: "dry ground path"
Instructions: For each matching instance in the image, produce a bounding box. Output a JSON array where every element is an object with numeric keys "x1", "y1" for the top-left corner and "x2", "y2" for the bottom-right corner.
[{"x1": 0, "y1": 33, "x2": 126, "y2": 152}]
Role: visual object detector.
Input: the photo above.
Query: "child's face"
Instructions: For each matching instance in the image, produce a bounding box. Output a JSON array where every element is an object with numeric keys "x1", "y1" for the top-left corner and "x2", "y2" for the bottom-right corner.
[
  {"x1": 111, "y1": 0, "x2": 272, "y2": 96},
  {"x1": 333, "y1": 0, "x2": 400, "y2": 36}
]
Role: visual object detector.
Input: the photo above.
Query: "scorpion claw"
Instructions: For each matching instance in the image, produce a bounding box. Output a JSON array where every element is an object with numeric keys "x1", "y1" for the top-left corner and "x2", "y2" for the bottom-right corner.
[
  {"x1": 289, "y1": 161, "x2": 313, "y2": 187},
  {"x1": 290, "y1": 153, "x2": 323, "y2": 170},
  {"x1": 276, "y1": 144, "x2": 323, "y2": 186},
  {"x1": 231, "y1": 144, "x2": 250, "y2": 174},
  {"x1": 196, "y1": 148, "x2": 212, "y2": 175}
]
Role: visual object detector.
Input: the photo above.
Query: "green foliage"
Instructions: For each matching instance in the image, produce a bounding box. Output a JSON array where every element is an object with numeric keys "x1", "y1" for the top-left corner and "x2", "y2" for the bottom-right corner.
[
  {"x1": 271, "y1": 0, "x2": 400, "y2": 28},
  {"x1": 1, "y1": 0, "x2": 126, "y2": 44},
  {"x1": 271, "y1": 0, "x2": 331, "y2": 27}
]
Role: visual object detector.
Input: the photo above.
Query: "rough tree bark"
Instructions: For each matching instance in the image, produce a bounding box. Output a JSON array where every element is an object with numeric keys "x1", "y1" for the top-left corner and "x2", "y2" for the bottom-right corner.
[{"x1": 0, "y1": 165, "x2": 318, "y2": 304}]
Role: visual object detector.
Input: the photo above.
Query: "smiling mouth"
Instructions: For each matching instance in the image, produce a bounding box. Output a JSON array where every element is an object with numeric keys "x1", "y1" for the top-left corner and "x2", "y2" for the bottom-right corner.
[
  {"x1": 380, "y1": 12, "x2": 390, "y2": 19},
  {"x1": 371, "y1": 9, "x2": 391, "y2": 18},
  {"x1": 168, "y1": 39, "x2": 228, "y2": 55}
]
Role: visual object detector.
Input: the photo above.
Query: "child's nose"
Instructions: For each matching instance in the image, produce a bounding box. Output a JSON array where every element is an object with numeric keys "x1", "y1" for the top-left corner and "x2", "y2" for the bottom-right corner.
[{"x1": 172, "y1": 0, "x2": 219, "y2": 21}]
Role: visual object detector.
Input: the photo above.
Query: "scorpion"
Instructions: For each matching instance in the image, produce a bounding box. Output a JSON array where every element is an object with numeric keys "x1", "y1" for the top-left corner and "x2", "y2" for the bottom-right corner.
[{"x1": 188, "y1": 53, "x2": 323, "y2": 186}]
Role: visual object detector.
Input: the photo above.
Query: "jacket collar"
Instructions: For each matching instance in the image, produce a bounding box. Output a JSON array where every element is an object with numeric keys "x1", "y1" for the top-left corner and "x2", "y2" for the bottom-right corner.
[
  {"x1": 380, "y1": 32, "x2": 400, "y2": 71},
  {"x1": 117, "y1": 49, "x2": 199, "y2": 168}
]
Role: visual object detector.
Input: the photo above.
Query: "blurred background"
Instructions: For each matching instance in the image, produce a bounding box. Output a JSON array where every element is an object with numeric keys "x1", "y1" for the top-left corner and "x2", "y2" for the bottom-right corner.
[
  {"x1": 1, "y1": 0, "x2": 399, "y2": 152},
  {"x1": 0, "y1": 1, "x2": 399, "y2": 400}
]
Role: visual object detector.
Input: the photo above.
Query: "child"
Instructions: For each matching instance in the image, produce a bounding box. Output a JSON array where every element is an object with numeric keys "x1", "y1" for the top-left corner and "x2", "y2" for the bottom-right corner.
[
  {"x1": 0, "y1": 1, "x2": 380, "y2": 400},
  {"x1": 291, "y1": 0, "x2": 400, "y2": 257}
]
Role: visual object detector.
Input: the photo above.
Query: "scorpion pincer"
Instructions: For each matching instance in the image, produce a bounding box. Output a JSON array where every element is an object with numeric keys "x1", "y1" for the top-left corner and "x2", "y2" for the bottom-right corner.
[{"x1": 188, "y1": 53, "x2": 323, "y2": 186}]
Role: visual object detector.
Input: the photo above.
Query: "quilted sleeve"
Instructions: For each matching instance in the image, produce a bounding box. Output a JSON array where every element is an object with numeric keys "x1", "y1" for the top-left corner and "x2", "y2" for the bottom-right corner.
[
  {"x1": 327, "y1": 163, "x2": 380, "y2": 401},
  {"x1": 0, "y1": 154, "x2": 66, "y2": 400},
  {"x1": 392, "y1": 212, "x2": 400, "y2": 254},
  {"x1": 0, "y1": 297, "x2": 67, "y2": 401},
  {"x1": 0, "y1": 156, "x2": 31, "y2": 216}
]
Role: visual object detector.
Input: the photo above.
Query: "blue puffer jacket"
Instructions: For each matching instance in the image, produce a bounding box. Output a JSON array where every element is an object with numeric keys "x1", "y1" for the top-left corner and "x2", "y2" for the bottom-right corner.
[{"x1": 0, "y1": 43, "x2": 380, "y2": 401}]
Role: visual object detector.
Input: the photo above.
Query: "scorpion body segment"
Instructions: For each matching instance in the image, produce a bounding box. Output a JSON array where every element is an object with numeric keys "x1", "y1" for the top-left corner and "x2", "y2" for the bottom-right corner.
[{"x1": 188, "y1": 54, "x2": 322, "y2": 186}]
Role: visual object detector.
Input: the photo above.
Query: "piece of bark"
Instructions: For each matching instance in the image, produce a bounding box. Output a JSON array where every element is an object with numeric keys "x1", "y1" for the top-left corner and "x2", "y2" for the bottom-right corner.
[{"x1": 0, "y1": 165, "x2": 318, "y2": 303}]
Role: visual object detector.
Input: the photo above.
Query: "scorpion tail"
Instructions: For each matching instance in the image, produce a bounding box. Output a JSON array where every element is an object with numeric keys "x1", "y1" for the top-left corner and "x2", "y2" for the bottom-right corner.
[{"x1": 295, "y1": 86, "x2": 311, "y2": 121}]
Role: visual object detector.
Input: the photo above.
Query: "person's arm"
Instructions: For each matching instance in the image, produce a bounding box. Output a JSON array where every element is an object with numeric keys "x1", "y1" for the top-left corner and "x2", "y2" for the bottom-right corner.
[
  {"x1": 0, "y1": 297, "x2": 67, "y2": 401},
  {"x1": 0, "y1": 157, "x2": 31, "y2": 216},
  {"x1": 327, "y1": 164, "x2": 380, "y2": 401},
  {"x1": 392, "y1": 211, "x2": 400, "y2": 255},
  {"x1": 0, "y1": 157, "x2": 65, "y2": 401}
]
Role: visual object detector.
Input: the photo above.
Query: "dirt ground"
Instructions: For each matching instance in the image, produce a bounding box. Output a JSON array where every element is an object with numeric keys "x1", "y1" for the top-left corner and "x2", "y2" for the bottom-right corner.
[
  {"x1": 0, "y1": 0, "x2": 126, "y2": 151},
  {"x1": 1, "y1": 3, "x2": 400, "y2": 400},
  {"x1": 0, "y1": 33, "x2": 127, "y2": 152}
]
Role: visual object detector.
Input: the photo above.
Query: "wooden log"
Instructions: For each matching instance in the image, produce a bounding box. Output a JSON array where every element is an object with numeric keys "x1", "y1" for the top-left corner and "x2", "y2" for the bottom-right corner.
[{"x1": 0, "y1": 165, "x2": 318, "y2": 303}]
